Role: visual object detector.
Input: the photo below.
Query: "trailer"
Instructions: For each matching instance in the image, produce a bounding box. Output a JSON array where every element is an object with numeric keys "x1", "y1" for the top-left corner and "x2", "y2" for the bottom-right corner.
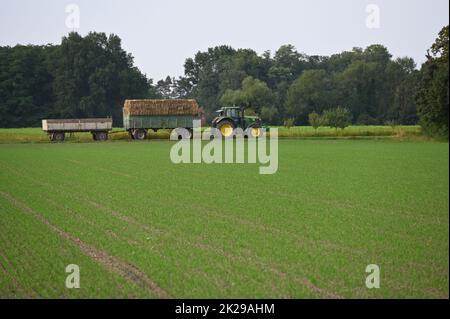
[
  {"x1": 42, "y1": 118, "x2": 113, "y2": 141},
  {"x1": 123, "y1": 113, "x2": 200, "y2": 139},
  {"x1": 122, "y1": 99, "x2": 203, "y2": 140},
  {"x1": 40, "y1": 100, "x2": 203, "y2": 142}
]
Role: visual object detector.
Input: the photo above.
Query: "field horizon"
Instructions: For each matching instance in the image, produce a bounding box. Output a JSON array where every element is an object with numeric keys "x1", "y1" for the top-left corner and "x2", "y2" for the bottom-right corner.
[{"x1": 0, "y1": 125, "x2": 424, "y2": 144}]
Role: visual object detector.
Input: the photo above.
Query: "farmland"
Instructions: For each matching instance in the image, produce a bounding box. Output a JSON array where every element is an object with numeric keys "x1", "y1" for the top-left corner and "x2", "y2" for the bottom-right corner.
[{"x1": 0, "y1": 138, "x2": 448, "y2": 298}]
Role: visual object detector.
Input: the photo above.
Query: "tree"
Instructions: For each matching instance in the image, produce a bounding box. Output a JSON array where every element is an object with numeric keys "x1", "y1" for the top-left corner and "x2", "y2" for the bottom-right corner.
[
  {"x1": 241, "y1": 76, "x2": 274, "y2": 113},
  {"x1": 323, "y1": 107, "x2": 352, "y2": 130},
  {"x1": 220, "y1": 76, "x2": 274, "y2": 115},
  {"x1": 337, "y1": 60, "x2": 379, "y2": 121},
  {"x1": 219, "y1": 49, "x2": 268, "y2": 92},
  {"x1": 180, "y1": 45, "x2": 236, "y2": 119},
  {"x1": 308, "y1": 111, "x2": 322, "y2": 130},
  {"x1": 272, "y1": 45, "x2": 309, "y2": 81},
  {"x1": 220, "y1": 89, "x2": 248, "y2": 106},
  {"x1": 363, "y1": 44, "x2": 392, "y2": 66},
  {"x1": 284, "y1": 118, "x2": 295, "y2": 129},
  {"x1": 385, "y1": 57, "x2": 419, "y2": 124},
  {"x1": 175, "y1": 43, "x2": 421, "y2": 125},
  {"x1": 156, "y1": 76, "x2": 175, "y2": 98},
  {"x1": 0, "y1": 40, "x2": 423, "y2": 128},
  {"x1": 416, "y1": 25, "x2": 449, "y2": 138},
  {"x1": 260, "y1": 106, "x2": 278, "y2": 123},
  {"x1": 52, "y1": 32, "x2": 150, "y2": 125},
  {"x1": 0, "y1": 45, "x2": 56, "y2": 127},
  {"x1": 284, "y1": 69, "x2": 333, "y2": 124}
]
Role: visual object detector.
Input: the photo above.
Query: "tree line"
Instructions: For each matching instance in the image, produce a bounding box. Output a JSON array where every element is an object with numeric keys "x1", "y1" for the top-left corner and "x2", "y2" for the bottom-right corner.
[
  {"x1": 160, "y1": 44, "x2": 420, "y2": 127},
  {"x1": 0, "y1": 33, "x2": 151, "y2": 127},
  {"x1": 0, "y1": 26, "x2": 448, "y2": 138}
]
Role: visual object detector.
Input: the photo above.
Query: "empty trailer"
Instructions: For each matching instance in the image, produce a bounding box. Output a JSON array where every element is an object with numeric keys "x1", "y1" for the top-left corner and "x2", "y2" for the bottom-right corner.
[{"x1": 42, "y1": 118, "x2": 113, "y2": 141}]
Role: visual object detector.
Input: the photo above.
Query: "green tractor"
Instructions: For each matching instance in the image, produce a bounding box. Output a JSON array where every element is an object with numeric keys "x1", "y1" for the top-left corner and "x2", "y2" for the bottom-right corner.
[{"x1": 211, "y1": 106, "x2": 263, "y2": 138}]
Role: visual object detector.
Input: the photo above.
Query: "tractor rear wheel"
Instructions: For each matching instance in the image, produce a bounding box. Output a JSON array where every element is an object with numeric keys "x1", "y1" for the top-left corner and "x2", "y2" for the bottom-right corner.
[
  {"x1": 247, "y1": 126, "x2": 262, "y2": 138},
  {"x1": 217, "y1": 120, "x2": 235, "y2": 138}
]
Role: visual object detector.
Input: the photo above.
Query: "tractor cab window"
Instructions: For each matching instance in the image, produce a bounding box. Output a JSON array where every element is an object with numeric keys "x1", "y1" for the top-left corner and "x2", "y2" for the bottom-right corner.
[{"x1": 226, "y1": 108, "x2": 239, "y2": 118}]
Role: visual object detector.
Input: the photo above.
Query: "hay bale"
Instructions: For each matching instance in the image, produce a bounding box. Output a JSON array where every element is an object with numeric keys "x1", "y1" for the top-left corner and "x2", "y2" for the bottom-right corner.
[{"x1": 123, "y1": 99, "x2": 199, "y2": 116}]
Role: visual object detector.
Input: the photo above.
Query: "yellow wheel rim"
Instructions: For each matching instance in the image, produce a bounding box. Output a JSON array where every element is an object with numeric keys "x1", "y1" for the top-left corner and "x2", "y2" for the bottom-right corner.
[
  {"x1": 220, "y1": 124, "x2": 233, "y2": 137},
  {"x1": 251, "y1": 127, "x2": 261, "y2": 137}
]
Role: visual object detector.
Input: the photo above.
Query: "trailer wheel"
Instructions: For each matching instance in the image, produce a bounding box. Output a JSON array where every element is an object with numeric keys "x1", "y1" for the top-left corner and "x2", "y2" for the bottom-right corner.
[
  {"x1": 133, "y1": 129, "x2": 147, "y2": 140},
  {"x1": 53, "y1": 132, "x2": 65, "y2": 142},
  {"x1": 172, "y1": 128, "x2": 191, "y2": 140},
  {"x1": 95, "y1": 131, "x2": 108, "y2": 141}
]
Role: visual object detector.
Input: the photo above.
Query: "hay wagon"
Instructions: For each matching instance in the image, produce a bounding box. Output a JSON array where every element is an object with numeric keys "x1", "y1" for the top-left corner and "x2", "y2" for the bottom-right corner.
[
  {"x1": 42, "y1": 118, "x2": 113, "y2": 141},
  {"x1": 123, "y1": 99, "x2": 203, "y2": 140}
]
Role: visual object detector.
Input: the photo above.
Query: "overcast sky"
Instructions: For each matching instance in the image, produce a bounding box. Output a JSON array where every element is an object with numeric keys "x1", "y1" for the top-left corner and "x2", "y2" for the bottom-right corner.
[{"x1": 1, "y1": 0, "x2": 448, "y2": 80}]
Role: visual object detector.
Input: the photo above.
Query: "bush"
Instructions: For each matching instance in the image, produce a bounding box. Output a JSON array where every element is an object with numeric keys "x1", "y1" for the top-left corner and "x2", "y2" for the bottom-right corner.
[
  {"x1": 323, "y1": 107, "x2": 352, "y2": 130},
  {"x1": 283, "y1": 118, "x2": 295, "y2": 129},
  {"x1": 308, "y1": 112, "x2": 322, "y2": 130}
]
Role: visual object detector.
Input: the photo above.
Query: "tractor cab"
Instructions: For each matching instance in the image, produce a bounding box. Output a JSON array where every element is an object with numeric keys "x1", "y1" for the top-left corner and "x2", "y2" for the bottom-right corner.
[{"x1": 215, "y1": 107, "x2": 242, "y2": 122}]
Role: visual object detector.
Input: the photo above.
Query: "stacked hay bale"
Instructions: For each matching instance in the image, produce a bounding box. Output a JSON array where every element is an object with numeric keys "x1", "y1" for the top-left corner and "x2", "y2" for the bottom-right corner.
[{"x1": 123, "y1": 99, "x2": 199, "y2": 116}]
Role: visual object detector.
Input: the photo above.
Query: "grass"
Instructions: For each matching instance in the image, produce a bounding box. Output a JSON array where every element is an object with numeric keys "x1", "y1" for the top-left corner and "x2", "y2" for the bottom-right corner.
[
  {"x1": 0, "y1": 139, "x2": 448, "y2": 298},
  {"x1": 275, "y1": 125, "x2": 421, "y2": 138},
  {"x1": 0, "y1": 125, "x2": 422, "y2": 143}
]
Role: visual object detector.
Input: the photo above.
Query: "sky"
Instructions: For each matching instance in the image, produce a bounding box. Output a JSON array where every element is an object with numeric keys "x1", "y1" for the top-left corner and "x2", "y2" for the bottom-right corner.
[{"x1": 0, "y1": 0, "x2": 448, "y2": 80}]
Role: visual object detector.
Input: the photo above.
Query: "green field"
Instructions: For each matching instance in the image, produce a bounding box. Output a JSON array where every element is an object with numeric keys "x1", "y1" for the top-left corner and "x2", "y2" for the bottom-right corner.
[{"x1": 0, "y1": 139, "x2": 448, "y2": 298}]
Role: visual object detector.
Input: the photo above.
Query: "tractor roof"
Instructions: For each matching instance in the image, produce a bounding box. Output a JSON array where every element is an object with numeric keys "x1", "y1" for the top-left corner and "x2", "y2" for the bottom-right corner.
[{"x1": 215, "y1": 106, "x2": 241, "y2": 113}]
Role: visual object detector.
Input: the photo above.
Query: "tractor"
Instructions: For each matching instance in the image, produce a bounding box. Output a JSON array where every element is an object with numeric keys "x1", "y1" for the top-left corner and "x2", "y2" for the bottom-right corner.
[{"x1": 211, "y1": 106, "x2": 263, "y2": 138}]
